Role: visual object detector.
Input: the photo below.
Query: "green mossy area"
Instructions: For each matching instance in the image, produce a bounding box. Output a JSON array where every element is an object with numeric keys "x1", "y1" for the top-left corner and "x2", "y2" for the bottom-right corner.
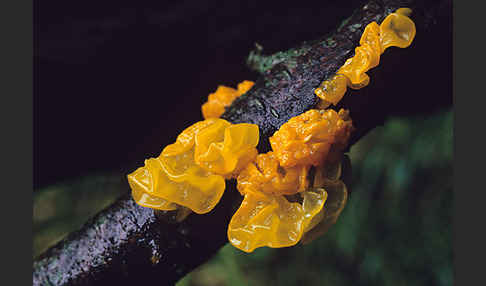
[{"x1": 34, "y1": 109, "x2": 453, "y2": 286}]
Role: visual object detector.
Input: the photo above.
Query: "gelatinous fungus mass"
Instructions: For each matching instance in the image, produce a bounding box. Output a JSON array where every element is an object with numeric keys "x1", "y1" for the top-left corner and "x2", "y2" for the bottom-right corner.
[
  {"x1": 236, "y1": 151, "x2": 310, "y2": 196},
  {"x1": 227, "y1": 187, "x2": 328, "y2": 253},
  {"x1": 202, "y1": 80, "x2": 255, "y2": 119},
  {"x1": 229, "y1": 109, "x2": 353, "y2": 252},
  {"x1": 127, "y1": 118, "x2": 259, "y2": 215},
  {"x1": 269, "y1": 109, "x2": 354, "y2": 168},
  {"x1": 314, "y1": 8, "x2": 416, "y2": 108}
]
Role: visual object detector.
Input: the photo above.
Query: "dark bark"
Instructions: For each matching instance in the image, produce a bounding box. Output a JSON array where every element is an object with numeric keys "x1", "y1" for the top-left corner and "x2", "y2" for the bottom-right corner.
[{"x1": 33, "y1": 0, "x2": 451, "y2": 285}]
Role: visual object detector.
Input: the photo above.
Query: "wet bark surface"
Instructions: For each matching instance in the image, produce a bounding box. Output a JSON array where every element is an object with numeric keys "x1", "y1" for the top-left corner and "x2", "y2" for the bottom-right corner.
[
  {"x1": 33, "y1": 182, "x2": 242, "y2": 286},
  {"x1": 33, "y1": 0, "x2": 451, "y2": 285}
]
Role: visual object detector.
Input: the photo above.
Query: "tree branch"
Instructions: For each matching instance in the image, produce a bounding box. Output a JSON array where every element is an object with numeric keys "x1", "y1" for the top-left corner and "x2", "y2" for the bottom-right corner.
[{"x1": 33, "y1": 0, "x2": 451, "y2": 285}]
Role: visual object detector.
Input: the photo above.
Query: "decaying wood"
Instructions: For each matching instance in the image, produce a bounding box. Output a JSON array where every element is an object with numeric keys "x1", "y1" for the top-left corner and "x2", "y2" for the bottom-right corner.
[{"x1": 33, "y1": 0, "x2": 451, "y2": 285}]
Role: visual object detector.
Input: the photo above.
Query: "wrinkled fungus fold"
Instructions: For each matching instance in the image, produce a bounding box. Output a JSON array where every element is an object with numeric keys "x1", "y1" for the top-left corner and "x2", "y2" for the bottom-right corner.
[
  {"x1": 227, "y1": 188, "x2": 327, "y2": 253},
  {"x1": 269, "y1": 109, "x2": 354, "y2": 168},
  {"x1": 195, "y1": 121, "x2": 259, "y2": 178},
  {"x1": 128, "y1": 118, "x2": 259, "y2": 214},
  {"x1": 380, "y1": 8, "x2": 416, "y2": 51},
  {"x1": 314, "y1": 8, "x2": 416, "y2": 106},
  {"x1": 202, "y1": 80, "x2": 255, "y2": 119},
  {"x1": 229, "y1": 109, "x2": 353, "y2": 252},
  {"x1": 237, "y1": 152, "x2": 310, "y2": 196},
  {"x1": 229, "y1": 157, "x2": 349, "y2": 252},
  {"x1": 301, "y1": 160, "x2": 349, "y2": 244}
]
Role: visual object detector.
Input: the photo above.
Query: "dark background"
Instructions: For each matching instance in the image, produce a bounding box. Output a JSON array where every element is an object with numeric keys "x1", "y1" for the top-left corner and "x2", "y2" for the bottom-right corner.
[{"x1": 34, "y1": 0, "x2": 368, "y2": 189}]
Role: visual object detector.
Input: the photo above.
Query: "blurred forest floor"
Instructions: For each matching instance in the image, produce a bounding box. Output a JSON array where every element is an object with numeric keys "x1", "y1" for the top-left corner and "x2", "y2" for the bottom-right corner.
[{"x1": 33, "y1": 108, "x2": 453, "y2": 286}]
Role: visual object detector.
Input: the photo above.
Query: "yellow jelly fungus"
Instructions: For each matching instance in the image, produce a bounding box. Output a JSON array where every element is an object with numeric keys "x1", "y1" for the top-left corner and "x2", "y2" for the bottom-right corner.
[
  {"x1": 301, "y1": 179, "x2": 348, "y2": 245},
  {"x1": 127, "y1": 150, "x2": 226, "y2": 215},
  {"x1": 130, "y1": 177, "x2": 178, "y2": 211},
  {"x1": 314, "y1": 8, "x2": 416, "y2": 105},
  {"x1": 227, "y1": 188, "x2": 327, "y2": 253},
  {"x1": 337, "y1": 44, "x2": 374, "y2": 88},
  {"x1": 236, "y1": 80, "x2": 255, "y2": 95},
  {"x1": 360, "y1": 22, "x2": 382, "y2": 68},
  {"x1": 127, "y1": 118, "x2": 259, "y2": 214},
  {"x1": 201, "y1": 80, "x2": 255, "y2": 119},
  {"x1": 236, "y1": 151, "x2": 310, "y2": 196},
  {"x1": 302, "y1": 157, "x2": 346, "y2": 234},
  {"x1": 314, "y1": 74, "x2": 348, "y2": 108},
  {"x1": 195, "y1": 120, "x2": 259, "y2": 178},
  {"x1": 380, "y1": 8, "x2": 416, "y2": 51},
  {"x1": 269, "y1": 109, "x2": 354, "y2": 168},
  {"x1": 230, "y1": 108, "x2": 354, "y2": 252},
  {"x1": 331, "y1": 109, "x2": 354, "y2": 153}
]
